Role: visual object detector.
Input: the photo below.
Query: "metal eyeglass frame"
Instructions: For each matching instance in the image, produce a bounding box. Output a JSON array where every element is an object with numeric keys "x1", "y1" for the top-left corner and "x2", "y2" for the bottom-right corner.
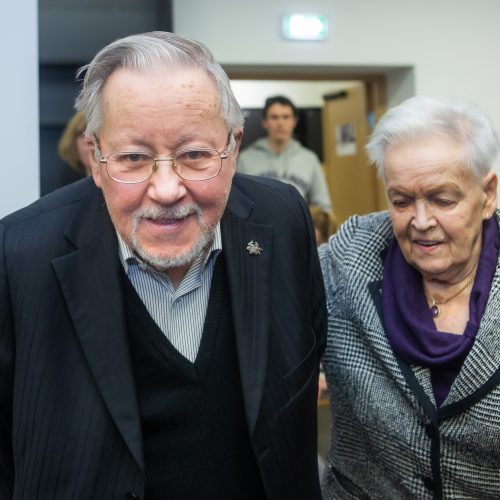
[{"x1": 94, "y1": 133, "x2": 233, "y2": 183}]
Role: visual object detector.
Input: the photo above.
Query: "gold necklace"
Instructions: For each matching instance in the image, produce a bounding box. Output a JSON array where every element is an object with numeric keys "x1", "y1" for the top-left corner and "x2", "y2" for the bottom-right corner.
[{"x1": 423, "y1": 275, "x2": 475, "y2": 318}]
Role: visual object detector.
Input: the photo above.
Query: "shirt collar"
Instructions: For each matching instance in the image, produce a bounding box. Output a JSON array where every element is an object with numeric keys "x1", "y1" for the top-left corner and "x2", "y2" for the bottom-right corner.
[{"x1": 117, "y1": 222, "x2": 222, "y2": 274}]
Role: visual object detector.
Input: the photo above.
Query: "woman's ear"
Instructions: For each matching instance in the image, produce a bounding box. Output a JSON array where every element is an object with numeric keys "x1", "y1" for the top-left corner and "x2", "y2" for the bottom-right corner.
[{"x1": 482, "y1": 171, "x2": 498, "y2": 218}]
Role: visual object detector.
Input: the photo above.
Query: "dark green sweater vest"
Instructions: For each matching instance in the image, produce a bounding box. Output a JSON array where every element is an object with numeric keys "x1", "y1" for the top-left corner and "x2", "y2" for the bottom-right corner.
[{"x1": 123, "y1": 255, "x2": 266, "y2": 499}]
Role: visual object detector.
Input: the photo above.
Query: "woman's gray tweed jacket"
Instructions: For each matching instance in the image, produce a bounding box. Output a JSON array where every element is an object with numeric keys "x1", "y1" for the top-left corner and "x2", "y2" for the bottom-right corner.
[{"x1": 319, "y1": 211, "x2": 500, "y2": 500}]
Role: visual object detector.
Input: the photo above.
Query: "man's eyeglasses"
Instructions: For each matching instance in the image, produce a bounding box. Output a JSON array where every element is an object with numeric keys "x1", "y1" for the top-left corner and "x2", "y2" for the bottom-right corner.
[{"x1": 95, "y1": 136, "x2": 232, "y2": 183}]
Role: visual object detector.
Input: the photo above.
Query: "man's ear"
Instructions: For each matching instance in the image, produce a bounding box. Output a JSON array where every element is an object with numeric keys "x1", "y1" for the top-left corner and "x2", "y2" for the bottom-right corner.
[
  {"x1": 87, "y1": 137, "x2": 102, "y2": 187},
  {"x1": 232, "y1": 130, "x2": 243, "y2": 157}
]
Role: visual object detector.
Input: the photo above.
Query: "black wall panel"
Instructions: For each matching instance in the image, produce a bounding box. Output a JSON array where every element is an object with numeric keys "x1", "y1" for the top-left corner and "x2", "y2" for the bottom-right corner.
[{"x1": 39, "y1": 0, "x2": 172, "y2": 195}]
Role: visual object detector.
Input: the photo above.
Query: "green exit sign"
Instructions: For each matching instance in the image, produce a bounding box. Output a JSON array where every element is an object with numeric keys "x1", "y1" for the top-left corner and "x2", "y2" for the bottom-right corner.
[{"x1": 282, "y1": 14, "x2": 328, "y2": 41}]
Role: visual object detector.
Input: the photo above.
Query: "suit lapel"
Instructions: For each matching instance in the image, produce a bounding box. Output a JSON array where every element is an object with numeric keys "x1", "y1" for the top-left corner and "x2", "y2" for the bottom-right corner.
[
  {"x1": 221, "y1": 190, "x2": 273, "y2": 435},
  {"x1": 51, "y1": 185, "x2": 144, "y2": 472}
]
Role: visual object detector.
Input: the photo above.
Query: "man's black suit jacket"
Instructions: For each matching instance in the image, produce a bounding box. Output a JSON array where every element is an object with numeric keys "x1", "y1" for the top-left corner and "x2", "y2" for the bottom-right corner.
[{"x1": 0, "y1": 174, "x2": 327, "y2": 499}]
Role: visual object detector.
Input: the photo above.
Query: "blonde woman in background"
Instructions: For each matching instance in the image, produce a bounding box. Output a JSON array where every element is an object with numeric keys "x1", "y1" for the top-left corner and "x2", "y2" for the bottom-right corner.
[{"x1": 58, "y1": 111, "x2": 93, "y2": 175}]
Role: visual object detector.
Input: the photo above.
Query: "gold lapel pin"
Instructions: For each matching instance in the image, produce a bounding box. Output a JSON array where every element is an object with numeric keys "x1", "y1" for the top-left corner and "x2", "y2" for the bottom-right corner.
[{"x1": 246, "y1": 240, "x2": 262, "y2": 255}]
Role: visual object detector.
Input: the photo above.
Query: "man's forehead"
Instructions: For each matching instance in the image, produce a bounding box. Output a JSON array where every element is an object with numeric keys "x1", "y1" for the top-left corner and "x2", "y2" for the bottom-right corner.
[
  {"x1": 101, "y1": 67, "x2": 220, "y2": 113},
  {"x1": 267, "y1": 103, "x2": 295, "y2": 116},
  {"x1": 107, "y1": 65, "x2": 212, "y2": 85}
]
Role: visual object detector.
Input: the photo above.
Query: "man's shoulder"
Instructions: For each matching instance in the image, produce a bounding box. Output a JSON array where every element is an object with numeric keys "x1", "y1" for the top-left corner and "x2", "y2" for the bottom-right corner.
[
  {"x1": 229, "y1": 173, "x2": 309, "y2": 224},
  {"x1": 238, "y1": 138, "x2": 269, "y2": 158},
  {"x1": 232, "y1": 172, "x2": 302, "y2": 202},
  {"x1": 1, "y1": 178, "x2": 95, "y2": 230},
  {"x1": 288, "y1": 139, "x2": 319, "y2": 161},
  {"x1": 229, "y1": 174, "x2": 314, "y2": 247}
]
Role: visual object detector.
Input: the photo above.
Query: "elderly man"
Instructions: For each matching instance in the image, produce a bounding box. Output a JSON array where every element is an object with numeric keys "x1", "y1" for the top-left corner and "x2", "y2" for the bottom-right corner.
[{"x1": 0, "y1": 32, "x2": 326, "y2": 499}]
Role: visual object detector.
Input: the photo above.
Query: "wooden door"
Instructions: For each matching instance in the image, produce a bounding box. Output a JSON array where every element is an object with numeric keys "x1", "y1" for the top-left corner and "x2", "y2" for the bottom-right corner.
[{"x1": 322, "y1": 82, "x2": 386, "y2": 224}]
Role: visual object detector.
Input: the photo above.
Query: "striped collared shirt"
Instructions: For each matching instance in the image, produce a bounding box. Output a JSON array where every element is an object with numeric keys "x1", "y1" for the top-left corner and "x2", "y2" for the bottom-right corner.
[{"x1": 117, "y1": 225, "x2": 222, "y2": 362}]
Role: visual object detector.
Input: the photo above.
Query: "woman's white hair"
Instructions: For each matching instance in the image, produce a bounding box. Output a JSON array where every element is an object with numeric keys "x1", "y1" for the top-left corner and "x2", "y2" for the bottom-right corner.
[
  {"x1": 75, "y1": 31, "x2": 244, "y2": 137},
  {"x1": 366, "y1": 96, "x2": 499, "y2": 181}
]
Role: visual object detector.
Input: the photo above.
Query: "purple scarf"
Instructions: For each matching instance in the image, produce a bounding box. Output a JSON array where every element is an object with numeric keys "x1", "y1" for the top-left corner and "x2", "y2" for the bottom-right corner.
[{"x1": 382, "y1": 217, "x2": 499, "y2": 407}]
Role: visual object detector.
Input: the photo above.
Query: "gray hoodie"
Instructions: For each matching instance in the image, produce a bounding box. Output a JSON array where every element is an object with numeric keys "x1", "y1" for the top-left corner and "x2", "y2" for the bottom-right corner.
[{"x1": 238, "y1": 138, "x2": 332, "y2": 212}]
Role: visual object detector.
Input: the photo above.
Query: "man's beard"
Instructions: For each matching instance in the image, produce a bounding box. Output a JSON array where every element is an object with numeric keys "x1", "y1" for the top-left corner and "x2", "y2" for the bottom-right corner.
[{"x1": 129, "y1": 203, "x2": 215, "y2": 272}]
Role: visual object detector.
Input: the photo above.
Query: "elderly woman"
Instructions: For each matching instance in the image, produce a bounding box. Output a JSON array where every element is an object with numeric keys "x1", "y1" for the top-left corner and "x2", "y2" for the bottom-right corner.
[{"x1": 320, "y1": 96, "x2": 500, "y2": 499}]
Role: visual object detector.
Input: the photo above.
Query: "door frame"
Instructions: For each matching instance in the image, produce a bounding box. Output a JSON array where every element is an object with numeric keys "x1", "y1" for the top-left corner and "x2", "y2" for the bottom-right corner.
[{"x1": 225, "y1": 65, "x2": 389, "y2": 212}]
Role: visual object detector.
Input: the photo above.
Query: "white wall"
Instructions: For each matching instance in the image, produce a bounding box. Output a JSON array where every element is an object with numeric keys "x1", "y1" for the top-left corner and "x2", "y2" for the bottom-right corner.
[
  {"x1": 0, "y1": 1, "x2": 39, "y2": 217},
  {"x1": 3, "y1": 1, "x2": 499, "y2": 217},
  {"x1": 231, "y1": 80, "x2": 359, "y2": 108},
  {"x1": 174, "y1": 0, "x2": 500, "y2": 174}
]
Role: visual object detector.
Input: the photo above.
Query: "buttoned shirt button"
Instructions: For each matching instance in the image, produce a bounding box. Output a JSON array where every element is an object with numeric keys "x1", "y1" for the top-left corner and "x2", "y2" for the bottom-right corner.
[{"x1": 125, "y1": 492, "x2": 139, "y2": 500}]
